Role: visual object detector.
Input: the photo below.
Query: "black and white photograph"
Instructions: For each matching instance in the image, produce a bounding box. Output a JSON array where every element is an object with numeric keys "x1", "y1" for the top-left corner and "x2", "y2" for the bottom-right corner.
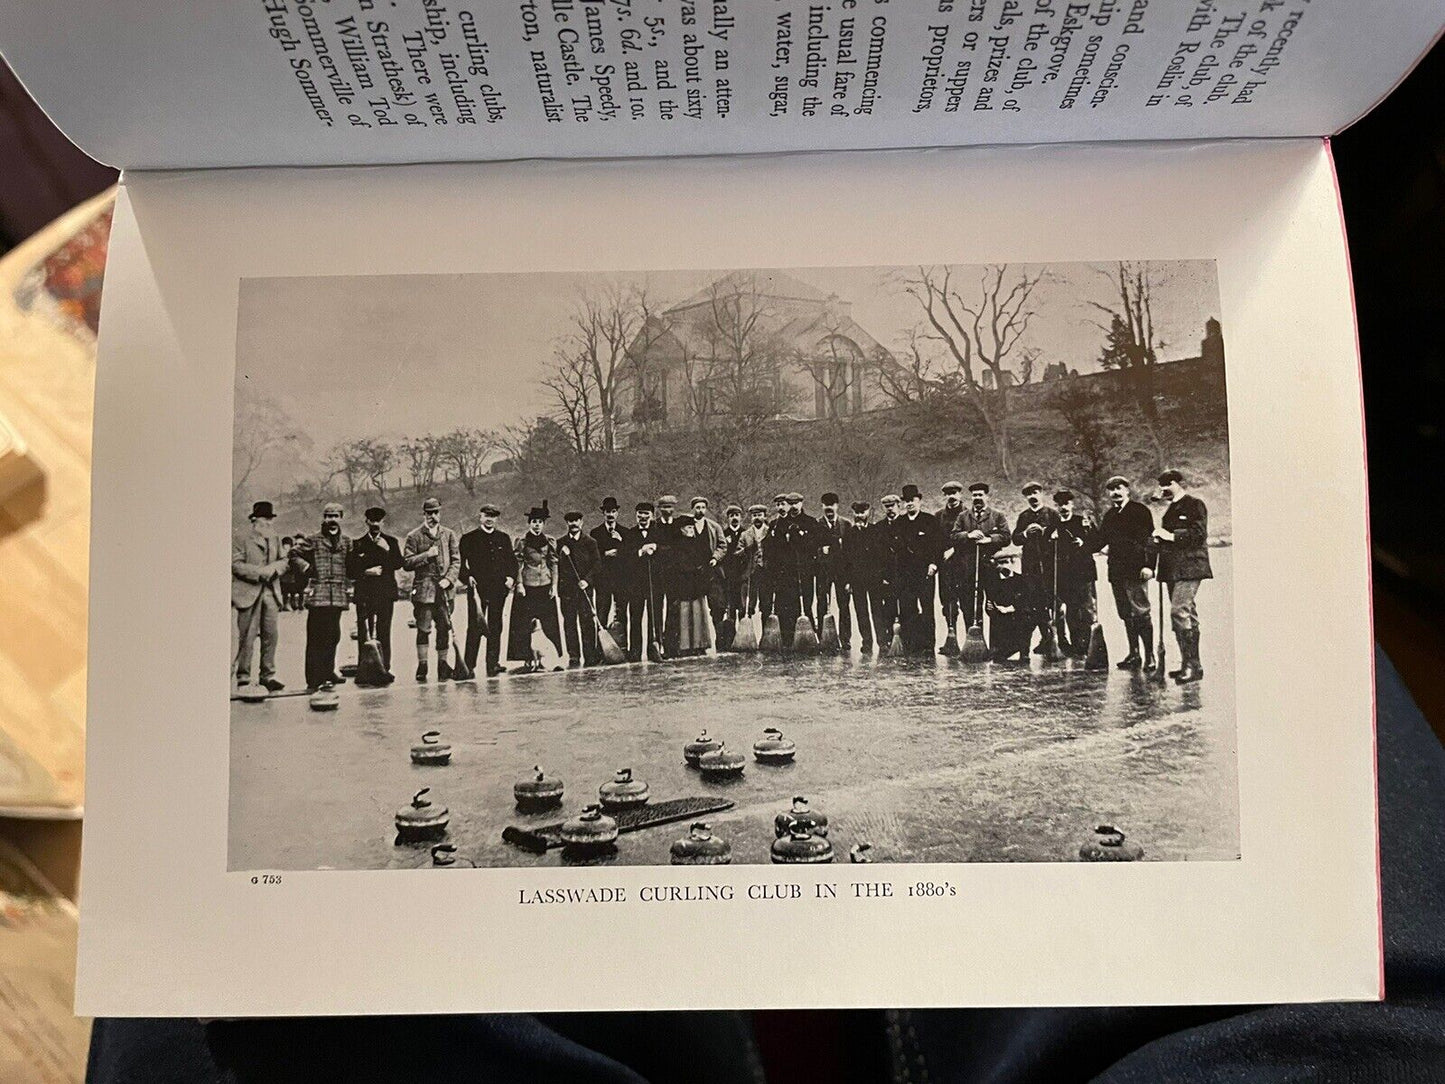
[{"x1": 228, "y1": 261, "x2": 1238, "y2": 870}]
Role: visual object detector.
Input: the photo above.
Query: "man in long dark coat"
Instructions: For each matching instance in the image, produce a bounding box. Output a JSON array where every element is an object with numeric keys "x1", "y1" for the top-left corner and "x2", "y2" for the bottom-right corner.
[
  {"x1": 840, "y1": 500, "x2": 883, "y2": 651},
  {"x1": 348, "y1": 506, "x2": 403, "y2": 681},
  {"x1": 654, "y1": 494, "x2": 685, "y2": 656},
  {"x1": 1012, "y1": 481, "x2": 1063, "y2": 655},
  {"x1": 1049, "y1": 490, "x2": 1101, "y2": 657},
  {"x1": 935, "y1": 481, "x2": 967, "y2": 652},
  {"x1": 588, "y1": 496, "x2": 626, "y2": 629},
  {"x1": 557, "y1": 511, "x2": 601, "y2": 667},
  {"x1": 814, "y1": 492, "x2": 851, "y2": 647},
  {"x1": 1153, "y1": 469, "x2": 1212, "y2": 683},
  {"x1": 893, "y1": 484, "x2": 943, "y2": 654},
  {"x1": 458, "y1": 502, "x2": 514, "y2": 677},
  {"x1": 621, "y1": 501, "x2": 663, "y2": 662},
  {"x1": 1098, "y1": 475, "x2": 1157, "y2": 670},
  {"x1": 948, "y1": 482, "x2": 1011, "y2": 635}
]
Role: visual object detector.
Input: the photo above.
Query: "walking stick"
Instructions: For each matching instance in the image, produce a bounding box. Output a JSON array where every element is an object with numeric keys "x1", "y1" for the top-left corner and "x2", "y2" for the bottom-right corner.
[
  {"x1": 1051, "y1": 533, "x2": 1071, "y2": 655},
  {"x1": 563, "y1": 547, "x2": 626, "y2": 665},
  {"x1": 1039, "y1": 535, "x2": 1065, "y2": 662},
  {"x1": 1152, "y1": 575, "x2": 1168, "y2": 684}
]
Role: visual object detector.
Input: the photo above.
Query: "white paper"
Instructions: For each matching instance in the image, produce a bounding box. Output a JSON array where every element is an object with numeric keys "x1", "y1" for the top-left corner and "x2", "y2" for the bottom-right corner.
[
  {"x1": 77, "y1": 138, "x2": 1379, "y2": 1015},
  {"x1": 1, "y1": 0, "x2": 1442, "y2": 169}
]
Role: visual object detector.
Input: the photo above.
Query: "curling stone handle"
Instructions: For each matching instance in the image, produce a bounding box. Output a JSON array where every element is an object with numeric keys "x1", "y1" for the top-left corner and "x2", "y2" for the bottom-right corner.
[{"x1": 422, "y1": 731, "x2": 441, "y2": 744}]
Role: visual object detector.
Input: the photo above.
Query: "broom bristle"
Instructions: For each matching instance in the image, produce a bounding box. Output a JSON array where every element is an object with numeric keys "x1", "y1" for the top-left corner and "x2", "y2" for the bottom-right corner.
[
  {"x1": 597, "y1": 626, "x2": 627, "y2": 665},
  {"x1": 759, "y1": 615, "x2": 784, "y2": 653},
  {"x1": 886, "y1": 620, "x2": 906, "y2": 658},
  {"x1": 793, "y1": 615, "x2": 819, "y2": 654},
  {"x1": 960, "y1": 624, "x2": 991, "y2": 663},
  {"x1": 1084, "y1": 623, "x2": 1108, "y2": 671},
  {"x1": 732, "y1": 617, "x2": 759, "y2": 651},
  {"x1": 819, "y1": 614, "x2": 841, "y2": 652}
]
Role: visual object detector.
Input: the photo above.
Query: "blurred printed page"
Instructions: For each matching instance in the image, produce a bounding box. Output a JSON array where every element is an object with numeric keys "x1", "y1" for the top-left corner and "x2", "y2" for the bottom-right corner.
[{"x1": 0, "y1": 0, "x2": 1441, "y2": 168}]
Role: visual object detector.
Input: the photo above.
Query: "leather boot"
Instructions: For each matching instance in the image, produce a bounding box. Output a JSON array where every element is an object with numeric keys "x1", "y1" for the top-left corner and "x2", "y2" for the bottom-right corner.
[
  {"x1": 1116, "y1": 619, "x2": 1141, "y2": 669},
  {"x1": 415, "y1": 660, "x2": 428, "y2": 683},
  {"x1": 1169, "y1": 627, "x2": 1188, "y2": 678},
  {"x1": 1140, "y1": 616, "x2": 1156, "y2": 670},
  {"x1": 1175, "y1": 629, "x2": 1204, "y2": 683},
  {"x1": 437, "y1": 657, "x2": 453, "y2": 681}
]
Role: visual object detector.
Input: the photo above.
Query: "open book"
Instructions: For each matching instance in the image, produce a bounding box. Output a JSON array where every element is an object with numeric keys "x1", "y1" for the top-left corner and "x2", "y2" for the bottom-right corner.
[{"x1": 3, "y1": 0, "x2": 1437, "y2": 1017}]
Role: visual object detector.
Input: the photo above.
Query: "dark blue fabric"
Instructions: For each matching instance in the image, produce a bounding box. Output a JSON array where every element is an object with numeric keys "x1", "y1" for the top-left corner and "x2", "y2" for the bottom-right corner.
[{"x1": 88, "y1": 648, "x2": 1444, "y2": 1083}]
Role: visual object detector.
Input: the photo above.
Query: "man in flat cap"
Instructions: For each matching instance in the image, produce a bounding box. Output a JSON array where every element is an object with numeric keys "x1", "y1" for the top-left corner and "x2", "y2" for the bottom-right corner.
[
  {"x1": 232, "y1": 500, "x2": 288, "y2": 693},
  {"x1": 689, "y1": 496, "x2": 728, "y2": 636},
  {"x1": 935, "y1": 481, "x2": 968, "y2": 653},
  {"x1": 873, "y1": 493, "x2": 904, "y2": 638},
  {"x1": 1012, "y1": 481, "x2": 1063, "y2": 655},
  {"x1": 1049, "y1": 490, "x2": 1101, "y2": 658},
  {"x1": 769, "y1": 491, "x2": 814, "y2": 643},
  {"x1": 1153, "y1": 470, "x2": 1212, "y2": 683},
  {"x1": 557, "y1": 511, "x2": 601, "y2": 667},
  {"x1": 348, "y1": 506, "x2": 403, "y2": 683},
  {"x1": 290, "y1": 502, "x2": 352, "y2": 691},
  {"x1": 742, "y1": 503, "x2": 772, "y2": 621},
  {"x1": 404, "y1": 496, "x2": 461, "y2": 682},
  {"x1": 948, "y1": 482, "x2": 1011, "y2": 639},
  {"x1": 815, "y1": 492, "x2": 852, "y2": 648},
  {"x1": 622, "y1": 501, "x2": 663, "y2": 661},
  {"x1": 840, "y1": 499, "x2": 883, "y2": 651},
  {"x1": 458, "y1": 502, "x2": 514, "y2": 677},
  {"x1": 785, "y1": 492, "x2": 819, "y2": 628},
  {"x1": 1098, "y1": 475, "x2": 1157, "y2": 670},
  {"x1": 895, "y1": 484, "x2": 944, "y2": 653},
  {"x1": 589, "y1": 497, "x2": 625, "y2": 631}
]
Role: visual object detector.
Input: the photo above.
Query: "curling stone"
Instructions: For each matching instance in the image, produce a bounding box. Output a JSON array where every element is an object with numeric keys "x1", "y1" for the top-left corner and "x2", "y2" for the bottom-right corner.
[
  {"x1": 774, "y1": 795, "x2": 828, "y2": 839},
  {"x1": 669, "y1": 822, "x2": 733, "y2": 865},
  {"x1": 395, "y1": 788, "x2": 449, "y2": 842},
  {"x1": 849, "y1": 842, "x2": 875, "y2": 864},
  {"x1": 771, "y1": 825, "x2": 834, "y2": 864},
  {"x1": 560, "y1": 804, "x2": 619, "y2": 850},
  {"x1": 1078, "y1": 825, "x2": 1144, "y2": 862},
  {"x1": 340, "y1": 662, "x2": 359, "y2": 675},
  {"x1": 684, "y1": 729, "x2": 718, "y2": 767},
  {"x1": 308, "y1": 682, "x2": 340, "y2": 711},
  {"x1": 598, "y1": 767, "x2": 650, "y2": 811},
  {"x1": 759, "y1": 614, "x2": 784, "y2": 653},
  {"x1": 514, "y1": 766, "x2": 564, "y2": 813},
  {"x1": 752, "y1": 727, "x2": 796, "y2": 764},
  {"x1": 410, "y1": 730, "x2": 452, "y2": 766},
  {"x1": 237, "y1": 683, "x2": 269, "y2": 703},
  {"x1": 697, "y1": 742, "x2": 746, "y2": 780},
  {"x1": 792, "y1": 614, "x2": 819, "y2": 654},
  {"x1": 431, "y1": 843, "x2": 458, "y2": 867}
]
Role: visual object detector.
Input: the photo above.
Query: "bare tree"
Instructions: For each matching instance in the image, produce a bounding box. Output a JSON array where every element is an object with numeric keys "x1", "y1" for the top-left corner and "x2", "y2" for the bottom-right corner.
[
  {"x1": 875, "y1": 329, "x2": 945, "y2": 406},
  {"x1": 438, "y1": 428, "x2": 494, "y2": 496},
  {"x1": 542, "y1": 345, "x2": 599, "y2": 458},
  {"x1": 232, "y1": 384, "x2": 310, "y2": 500},
  {"x1": 689, "y1": 273, "x2": 792, "y2": 430},
  {"x1": 898, "y1": 264, "x2": 1047, "y2": 478},
  {"x1": 1087, "y1": 261, "x2": 1169, "y2": 469},
  {"x1": 400, "y1": 436, "x2": 443, "y2": 493},
  {"x1": 347, "y1": 437, "x2": 395, "y2": 500},
  {"x1": 797, "y1": 315, "x2": 866, "y2": 423},
  {"x1": 326, "y1": 441, "x2": 366, "y2": 502},
  {"x1": 1052, "y1": 376, "x2": 1117, "y2": 513}
]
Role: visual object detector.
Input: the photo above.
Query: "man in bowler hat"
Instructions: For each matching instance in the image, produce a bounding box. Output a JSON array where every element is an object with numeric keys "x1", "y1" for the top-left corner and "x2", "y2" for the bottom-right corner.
[
  {"x1": 348, "y1": 506, "x2": 403, "y2": 682},
  {"x1": 894, "y1": 484, "x2": 944, "y2": 653},
  {"x1": 458, "y1": 502, "x2": 514, "y2": 676},
  {"x1": 589, "y1": 497, "x2": 625, "y2": 629},
  {"x1": 232, "y1": 500, "x2": 288, "y2": 692}
]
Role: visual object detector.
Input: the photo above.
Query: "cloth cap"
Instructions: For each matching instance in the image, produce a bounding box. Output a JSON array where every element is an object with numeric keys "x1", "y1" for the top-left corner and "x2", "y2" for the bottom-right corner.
[
  {"x1": 1158, "y1": 469, "x2": 1185, "y2": 486},
  {"x1": 1105, "y1": 475, "x2": 1131, "y2": 490},
  {"x1": 322, "y1": 502, "x2": 345, "y2": 516},
  {"x1": 479, "y1": 503, "x2": 501, "y2": 516},
  {"x1": 725, "y1": 504, "x2": 743, "y2": 515},
  {"x1": 821, "y1": 492, "x2": 840, "y2": 505},
  {"x1": 881, "y1": 493, "x2": 901, "y2": 505},
  {"x1": 748, "y1": 503, "x2": 768, "y2": 514},
  {"x1": 1052, "y1": 490, "x2": 1074, "y2": 504},
  {"x1": 364, "y1": 506, "x2": 386, "y2": 522},
  {"x1": 901, "y1": 484, "x2": 922, "y2": 501},
  {"x1": 635, "y1": 501, "x2": 655, "y2": 513},
  {"x1": 250, "y1": 501, "x2": 276, "y2": 519},
  {"x1": 1021, "y1": 481, "x2": 1043, "y2": 496},
  {"x1": 691, "y1": 496, "x2": 708, "y2": 507},
  {"x1": 422, "y1": 497, "x2": 442, "y2": 512},
  {"x1": 968, "y1": 482, "x2": 990, "y2": 494},
  {"x1": 564, "y1": 511, "x2": 583, "y2": 522},
  {"x1": 772, "y1": 493, "x2": 789, "y2": 503},
  {"x1": 657, "y1": 494, "x2": 678, "y2": 507},
  {"x1": 941, "y1": 481, "x2": 963, "y2": 494},
  {"x1": 787, "y1": 492, "x2": 804, "y2": 503}
]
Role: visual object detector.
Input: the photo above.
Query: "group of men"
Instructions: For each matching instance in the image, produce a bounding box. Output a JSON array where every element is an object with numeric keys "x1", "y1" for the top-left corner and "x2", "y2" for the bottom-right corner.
[{"x1": 230, "y1": 470, "x2": 1213, "y2": 693}]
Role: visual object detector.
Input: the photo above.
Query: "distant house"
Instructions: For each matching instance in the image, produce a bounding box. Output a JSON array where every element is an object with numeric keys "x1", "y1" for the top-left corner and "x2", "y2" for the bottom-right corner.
[{"x1": 614, "y1": 271, "x2": 894, "y2": 442}]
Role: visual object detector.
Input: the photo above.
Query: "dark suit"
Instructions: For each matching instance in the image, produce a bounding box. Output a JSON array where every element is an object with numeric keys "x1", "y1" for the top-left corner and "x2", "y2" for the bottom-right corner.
[
  {"x1": 813, "y1": 515, "x2": 851, "y2": 645},
  {"x1": 1050, "y1": 513, "x2": 1101, "y2": 653},
  {"x1": 621, "y1": 524, "x2": 665, "y2": 661},
  {"x1": 1099, "y1": 499, "x2": 1156, "y2": 627},
  {"x1": 653, "y1": 516, "x2": 686, "y2": 655},
  {"x1": 893, "y1": 511, "x2": 943, "y2": 652},
  {"x1": 840, "y1": 521, "x2": 886, "y2": 647},
  {"x1": 1013, "y1": 505, "x2": 1063, "y2": 645},
  {"x1": 557, "y1": 531, "x2": 601, "y2": 665},
  {"x1": 348, "y1": 530, "x2": 403, "y2": 670},
  {"x1": 934, "y1": 501, "x2": 967, "y2": 637},
  {"x1": 589, "y1": 521, "x2": 627, "y2": 628},
  {"x1": 948, "y1": 506, "x2": 1011, "y2": 627},
  {"x1": 770, "y1": 512, "x2": 815, "y2": 643},
  {"x1": 459, "y1": 526, "x2": 513, "y2": 673}
]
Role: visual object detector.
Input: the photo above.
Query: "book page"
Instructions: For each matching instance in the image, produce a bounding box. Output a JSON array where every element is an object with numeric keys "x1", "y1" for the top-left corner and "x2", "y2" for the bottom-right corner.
[
  {"x1": 77, "y1": 138, "x2": 1377, "y2": 1015},
  {"x1": 1, "y1": 0, "x2": 1441, "y2": 168}
]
